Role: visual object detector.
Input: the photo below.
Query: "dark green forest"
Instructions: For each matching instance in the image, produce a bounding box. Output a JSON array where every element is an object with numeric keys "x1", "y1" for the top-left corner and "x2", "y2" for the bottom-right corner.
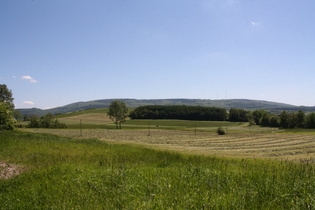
[
  {"x1": 129, "y1": 105, "x2": 227, "y2": 121},
  {"x1": 130, "y1": 105, "x2": 315, "y2": 129}
]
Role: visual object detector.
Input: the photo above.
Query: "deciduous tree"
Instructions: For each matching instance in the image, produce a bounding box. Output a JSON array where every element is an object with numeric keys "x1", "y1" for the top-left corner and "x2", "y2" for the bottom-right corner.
[
  {"x1": 252, "y1": 110, "x2": 268, "y2": 125},
  {"x1": 0, "y1": 84, "x2": 14, "y2": 110},
  {"x1": 0, "y1": 102, "x2": 15, "y2": 130},
  {"x1": 0, "y1": 85, "x2": 15, "y2": 130},
  {"x1": 108, "y1": 100, "x2": 128, "y2": 129}
]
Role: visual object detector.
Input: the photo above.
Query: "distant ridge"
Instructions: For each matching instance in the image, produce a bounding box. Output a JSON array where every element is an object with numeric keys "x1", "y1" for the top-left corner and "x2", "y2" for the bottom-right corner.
[{"x1": 17, "y1": 98, "x2": 315, "y2": 116}]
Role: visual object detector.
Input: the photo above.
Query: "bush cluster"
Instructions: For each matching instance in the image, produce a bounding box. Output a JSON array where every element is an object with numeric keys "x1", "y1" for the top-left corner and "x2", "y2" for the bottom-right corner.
[{"x1": 27, "y1": 113, "x2": 67, "y2": 128}]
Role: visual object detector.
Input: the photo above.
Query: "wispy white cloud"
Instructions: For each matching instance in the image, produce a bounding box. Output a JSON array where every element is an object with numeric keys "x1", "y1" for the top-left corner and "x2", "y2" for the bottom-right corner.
[
  {"x1": 23, "y1": 101, "x2": 35, "y2": 105},
  {"x1": 21, "y1": 75, "x2": 38, "y2": 83},
  {"x1": 250, "y1": 21, "x2": 262, "y2": 27},
  {"x1": 21, "y1": 75, "x2": 32, "y2": 80}
]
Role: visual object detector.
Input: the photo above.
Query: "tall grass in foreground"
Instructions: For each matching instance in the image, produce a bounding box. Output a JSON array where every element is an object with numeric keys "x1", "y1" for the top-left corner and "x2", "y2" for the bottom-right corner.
[{"x1": 0, "y1": 131, "x2": 314, "y2": 209}]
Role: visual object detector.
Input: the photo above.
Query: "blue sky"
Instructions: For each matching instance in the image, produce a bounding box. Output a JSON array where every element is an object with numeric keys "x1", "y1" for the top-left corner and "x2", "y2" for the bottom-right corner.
[{"x1": 1, "y1": 0, "x2": 315, "y2": 109}]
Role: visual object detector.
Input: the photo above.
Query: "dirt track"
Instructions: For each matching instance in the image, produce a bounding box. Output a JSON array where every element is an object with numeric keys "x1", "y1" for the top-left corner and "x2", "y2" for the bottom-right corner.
[{"x1": 0, "y1": 162, "x2": 24, "y2": 179}]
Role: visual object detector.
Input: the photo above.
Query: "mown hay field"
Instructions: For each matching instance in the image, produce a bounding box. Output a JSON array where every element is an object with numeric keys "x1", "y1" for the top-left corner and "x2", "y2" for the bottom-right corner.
[
  {"x1": 23, "y1": 127, "x2": 315, "y2": 161},
  {"x1": 2, "y1": 131, "x2": 314, "y2": 209}
]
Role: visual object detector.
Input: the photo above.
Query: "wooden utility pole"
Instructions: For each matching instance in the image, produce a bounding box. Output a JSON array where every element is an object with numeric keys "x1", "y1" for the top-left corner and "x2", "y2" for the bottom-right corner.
[{"x1": 80, "y1": 119, "x2": 82, "y2": 137}]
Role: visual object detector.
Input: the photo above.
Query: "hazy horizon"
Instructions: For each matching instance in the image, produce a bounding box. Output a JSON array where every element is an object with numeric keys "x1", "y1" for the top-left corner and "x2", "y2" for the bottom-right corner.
[{"x1": 16, "y1": 97, "x2": 314, "y2": 111}]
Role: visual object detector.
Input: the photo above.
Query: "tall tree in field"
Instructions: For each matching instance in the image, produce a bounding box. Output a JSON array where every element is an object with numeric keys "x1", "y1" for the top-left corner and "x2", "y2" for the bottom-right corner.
[
  {"x1": 108, "y1": 100, "x2": 128, "y2": 129},
  {"x1": 0, "y1": 84, "x2": 15, "y2": 130},
  {"x1": 0, "y1": 84, "x2": 14, "y2": 109}
]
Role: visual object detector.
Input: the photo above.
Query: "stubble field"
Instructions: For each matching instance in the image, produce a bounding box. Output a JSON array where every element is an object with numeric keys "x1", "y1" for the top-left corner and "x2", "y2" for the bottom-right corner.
[{"x1": 23, "y1": 127, "x2": 315, "y2": 161}]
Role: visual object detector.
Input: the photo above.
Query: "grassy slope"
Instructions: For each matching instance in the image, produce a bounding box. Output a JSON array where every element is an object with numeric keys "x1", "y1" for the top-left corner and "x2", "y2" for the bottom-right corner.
[
  {"x1": 56, "y1": 107, "x2": 243, "y2": 129},
  {"x1": 1, "y1": 131, "x2": 315, "y2": 209},
  {"x1": 56, "y1": 107, "x2": 110, "y2": 117}
]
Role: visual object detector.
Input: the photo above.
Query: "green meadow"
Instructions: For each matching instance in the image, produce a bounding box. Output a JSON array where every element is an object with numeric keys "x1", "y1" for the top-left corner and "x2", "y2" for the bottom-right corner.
[
  {"x1": 1, "y1": 130, "x2": 314, "y2": 209},
  {"x1": 56, "y1": 108, "x2": 244, "y2": 130}
]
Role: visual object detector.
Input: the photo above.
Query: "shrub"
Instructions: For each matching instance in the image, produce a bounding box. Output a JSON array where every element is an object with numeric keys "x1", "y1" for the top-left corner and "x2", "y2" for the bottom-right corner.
[{"x1": 216, "y1": 127, "x2": 225, "y2": 135}]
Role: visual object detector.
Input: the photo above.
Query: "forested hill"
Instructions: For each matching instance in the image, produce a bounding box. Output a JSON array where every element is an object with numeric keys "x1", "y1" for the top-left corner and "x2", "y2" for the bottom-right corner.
[{"x1": 17, "y1": 98, "x2": 315, "y2": 116}]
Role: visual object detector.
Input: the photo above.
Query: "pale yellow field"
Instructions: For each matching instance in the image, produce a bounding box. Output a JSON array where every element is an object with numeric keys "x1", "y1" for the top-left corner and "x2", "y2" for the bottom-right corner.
[
  {"x1": 58, "y1": 113, "x2": 112, "y2": 125},
  {"x1": 22, "y1": 128, "x2": 315, "y2": 161}
]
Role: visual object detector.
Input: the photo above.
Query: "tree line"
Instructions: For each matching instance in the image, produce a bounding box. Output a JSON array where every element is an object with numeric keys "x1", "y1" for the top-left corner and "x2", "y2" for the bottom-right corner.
[
  {"x1": 225, "y1": 108, "x2": 315, "y2": 129},
  {"x1": 130, "y1": 105, "x2": 315, "y2": 129},
  {"x1": 129, "y1": 105, "x2": 227, "y2": 121}
]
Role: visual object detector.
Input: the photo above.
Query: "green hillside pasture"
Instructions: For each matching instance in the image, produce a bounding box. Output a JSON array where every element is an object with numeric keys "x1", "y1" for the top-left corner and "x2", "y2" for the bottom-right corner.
[
  {"x1": 57, "y1": 108, "x2": 134, "y2": 129},
  {"x1": 58, "y1": 110, "x2": 246, "y2": 130},
  {"x1": 56, "y1": 108, "x2": 109, "y2": 118},
  {"x1": 58, "y1": 113, "x2": 113, "y2": 127},
  {"x1": 55, "y1": 108, "x2": 257, "y2": 131},
  {"x1": 1, "y1": 131, "x2": 314, "y2": 209}
]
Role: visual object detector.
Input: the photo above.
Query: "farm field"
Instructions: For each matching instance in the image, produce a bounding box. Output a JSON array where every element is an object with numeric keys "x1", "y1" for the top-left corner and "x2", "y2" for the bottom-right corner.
[
  {"x1": 22, "y1": 126, "x2": 315, "y2": 161},
  {"x1": 5, "y1": 110, "x2": 303, "y2": 161},
  {"x1": 57, "y1": 111, "x2": 242, "y2": 129},
  {"x1": 4, "y1": 110, "x2": 315, "y2": 208},
  {"x1": 22, "y1": 110, "x2": 314, "y2": 161},
  {"x1": 1, "y1": 131, "x2": 314, "y2": 209}
]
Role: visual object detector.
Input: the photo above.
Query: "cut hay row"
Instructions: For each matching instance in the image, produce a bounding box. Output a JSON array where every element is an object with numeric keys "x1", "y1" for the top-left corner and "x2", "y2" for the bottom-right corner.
[{"x1": 185, "y1": 137, "x2": 314, "y2": 149}]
